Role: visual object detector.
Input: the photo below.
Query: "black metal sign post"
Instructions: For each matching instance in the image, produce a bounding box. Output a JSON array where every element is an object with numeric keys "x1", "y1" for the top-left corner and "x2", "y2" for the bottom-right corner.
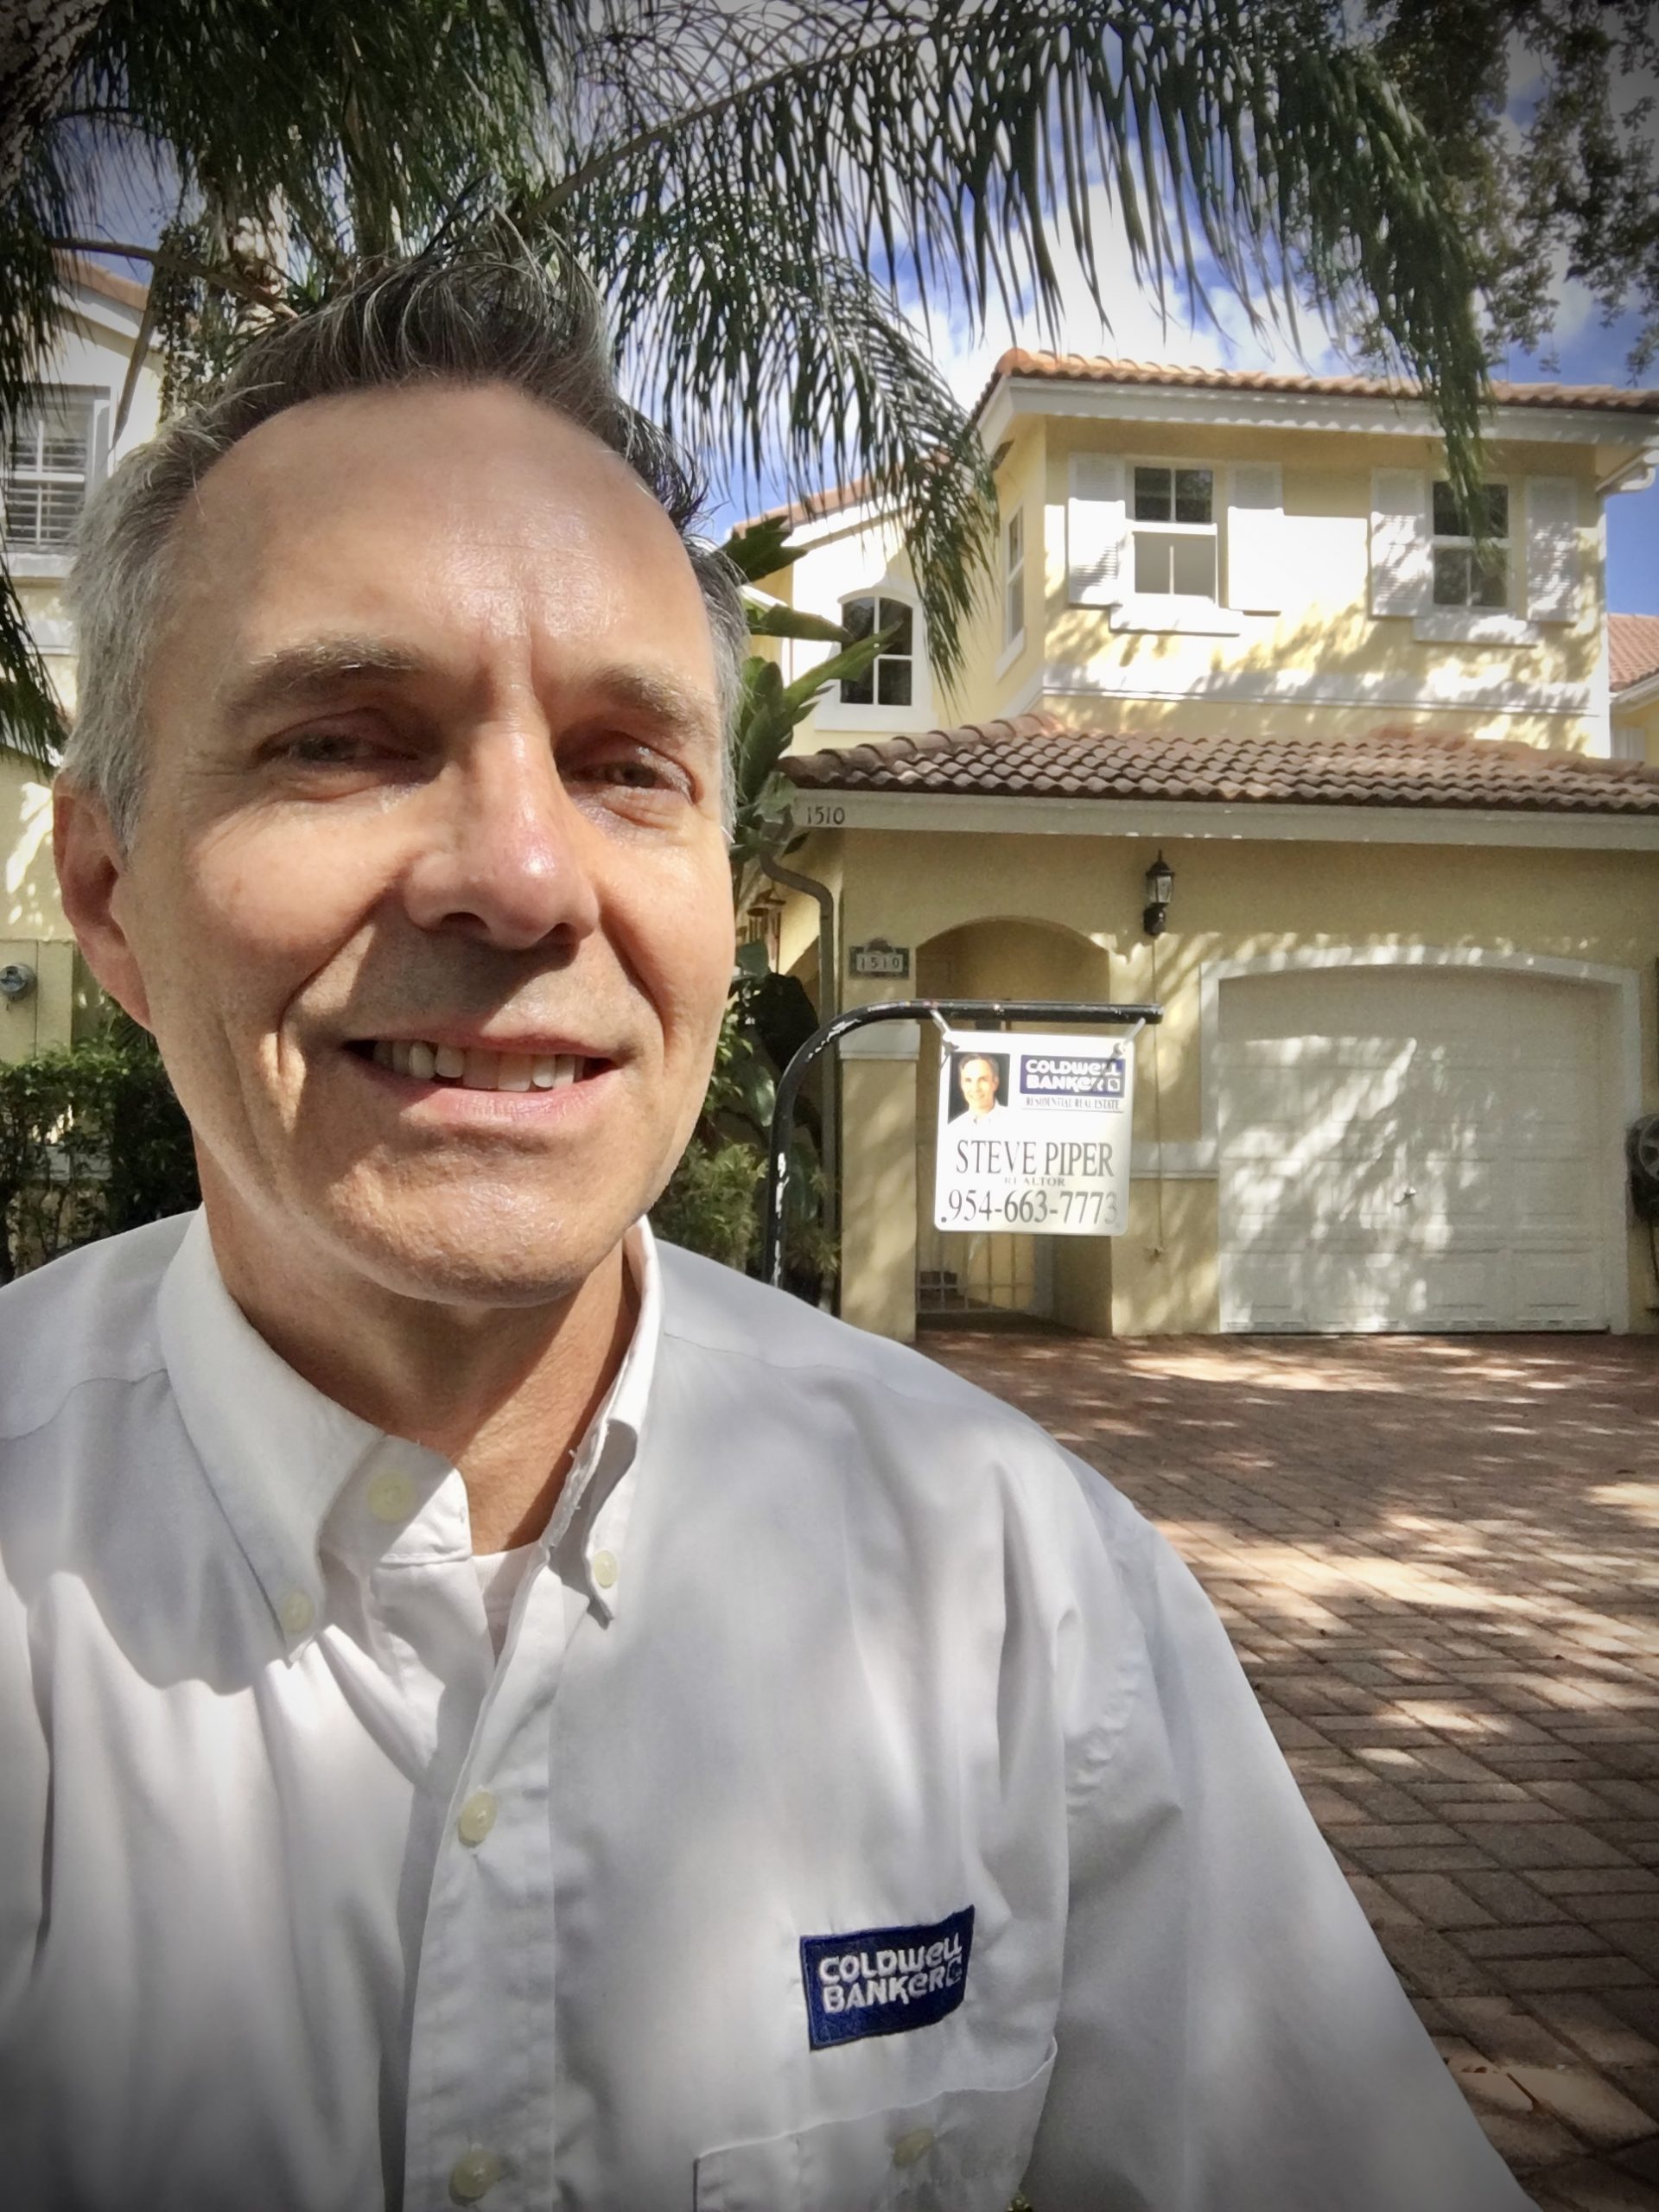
[{"x1": 762, "y1": 998, "x2": 1164, "y2": 1294}]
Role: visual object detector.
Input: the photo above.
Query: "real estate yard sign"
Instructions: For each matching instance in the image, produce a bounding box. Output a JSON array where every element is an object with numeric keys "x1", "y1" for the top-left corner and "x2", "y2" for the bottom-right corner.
[{"x1": 934, "y1": 1030, "x2": 1135, "y2": 1236}]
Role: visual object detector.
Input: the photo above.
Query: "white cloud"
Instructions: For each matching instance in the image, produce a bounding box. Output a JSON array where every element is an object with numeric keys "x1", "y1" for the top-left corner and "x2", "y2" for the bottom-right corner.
[{"x1": 901, "y1": 183, "x2": 1350, "y2": 405}]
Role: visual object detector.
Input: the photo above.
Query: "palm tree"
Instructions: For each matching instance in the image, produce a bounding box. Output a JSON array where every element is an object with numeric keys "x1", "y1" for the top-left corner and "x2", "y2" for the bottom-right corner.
[{"x1": 3, "y1": 0, "x2": 1500, "y2": 768}]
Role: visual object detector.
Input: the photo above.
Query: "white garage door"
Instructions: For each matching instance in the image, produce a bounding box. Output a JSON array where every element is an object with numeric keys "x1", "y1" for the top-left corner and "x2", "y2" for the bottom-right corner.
[{"x1": 1218, "y1": 967, "x2": 1611, "y2": 1332}]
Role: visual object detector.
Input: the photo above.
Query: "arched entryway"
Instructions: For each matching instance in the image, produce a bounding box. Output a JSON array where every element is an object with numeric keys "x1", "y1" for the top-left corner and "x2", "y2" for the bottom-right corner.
[{"x1": 913, "y1": 918, "x2": 1116, "y2": 1328}]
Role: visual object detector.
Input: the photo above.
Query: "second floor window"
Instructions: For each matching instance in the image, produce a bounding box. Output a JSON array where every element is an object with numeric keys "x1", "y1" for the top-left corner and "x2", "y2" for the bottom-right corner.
[
  {"x1": 1132, "y1": 465, "x2": 1217, "y2": 597},
  {"x1": 840, "y1": 593, "x2": 914, "y2": 706},
  {"x1": 4, "y1": 396, "x2": 95, "y2": 550},
  {"x1": 1432, "y1": 480, "x2": 1509, "y2": 609},
  {"x1": 1003, "y1": 510, "x2": 1025, "y2": 645}
]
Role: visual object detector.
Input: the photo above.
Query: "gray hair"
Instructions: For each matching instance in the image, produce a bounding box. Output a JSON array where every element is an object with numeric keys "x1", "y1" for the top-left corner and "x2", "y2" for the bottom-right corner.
[{"x1": 62, "y1": 247, "x2": 749, "y2": 847}]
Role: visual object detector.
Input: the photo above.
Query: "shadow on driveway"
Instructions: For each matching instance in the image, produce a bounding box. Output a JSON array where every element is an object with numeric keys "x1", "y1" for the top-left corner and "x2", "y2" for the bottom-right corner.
[{"x1": 922, "y1": 1329, "x2": 1659, "y2": 2211}]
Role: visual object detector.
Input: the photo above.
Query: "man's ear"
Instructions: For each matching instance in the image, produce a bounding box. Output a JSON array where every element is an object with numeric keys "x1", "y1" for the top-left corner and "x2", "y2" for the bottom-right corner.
[{"x1": 53, "y1": 781, "x2": 153, "y2": 1029}]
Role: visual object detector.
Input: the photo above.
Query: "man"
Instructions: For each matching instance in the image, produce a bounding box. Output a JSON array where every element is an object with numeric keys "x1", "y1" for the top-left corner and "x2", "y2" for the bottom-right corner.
[
  {"x1": 0, "y1": 251, "x2": 1529, "y2": 2212},
  {"x1": 955, "y1": 1051, "x2": 1010, "y2": 1122}
]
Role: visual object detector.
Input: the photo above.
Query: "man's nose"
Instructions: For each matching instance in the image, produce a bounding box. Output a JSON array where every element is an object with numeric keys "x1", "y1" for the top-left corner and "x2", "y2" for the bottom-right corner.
[{"x1": 400, "y1": 727, "x2": 601, "y2": 951}]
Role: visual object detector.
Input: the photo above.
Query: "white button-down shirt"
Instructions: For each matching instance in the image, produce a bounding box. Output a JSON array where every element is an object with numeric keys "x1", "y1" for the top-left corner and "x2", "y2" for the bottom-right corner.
[{"x1": 0, "y1": 1211, "x2": 1529, "y2": 2212}]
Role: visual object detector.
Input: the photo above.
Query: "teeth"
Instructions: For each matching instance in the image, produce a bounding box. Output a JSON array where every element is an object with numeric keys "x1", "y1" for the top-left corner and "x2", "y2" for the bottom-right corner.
[{"x1": 369, "y1": 1041, "x2": 589, "y2": 1091}]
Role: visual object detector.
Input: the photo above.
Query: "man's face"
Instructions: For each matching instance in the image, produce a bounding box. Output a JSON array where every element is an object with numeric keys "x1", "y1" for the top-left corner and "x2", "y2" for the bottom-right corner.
[
  {"x1": 958, "y1": 1057, "x2": 1000, "y2": 1118},
  {"x1": 58, "y1": 383, "x2": 735, "y2": 1307}
]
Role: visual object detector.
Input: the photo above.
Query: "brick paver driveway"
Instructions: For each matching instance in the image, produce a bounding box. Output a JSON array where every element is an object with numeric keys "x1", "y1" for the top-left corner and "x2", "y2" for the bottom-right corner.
[{"x1": 922, "y1": 1328, "x2": 1659, "y2": 2211}]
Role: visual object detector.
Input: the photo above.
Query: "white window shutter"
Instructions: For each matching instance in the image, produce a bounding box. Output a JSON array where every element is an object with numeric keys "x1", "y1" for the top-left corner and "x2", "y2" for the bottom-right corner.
[
  {"x1": 1067, "y1": 454, "x2": 1126, "y2": 605},
  {"x1": 1226, "y1": 461, "x2": 1283, "y2": 613},
  {"x1": 1370, "y1": 468, "x2": 1430, "y2": 616},
  {"x1": 1525, "y1": 475, "x2": 1580, "y2": 622}
]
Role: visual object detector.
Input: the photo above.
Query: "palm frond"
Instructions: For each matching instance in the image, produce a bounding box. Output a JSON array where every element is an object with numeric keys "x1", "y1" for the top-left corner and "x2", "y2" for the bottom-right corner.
[
  {"x1": 0, "y1": 578, "x2": 66, "y2": 772},
  {"x1": 548, "y1": 0, "x2": 1491, "y2": 508},
  {"x1": 570, "y1": 226, "x2": 995, "y2": 687}
]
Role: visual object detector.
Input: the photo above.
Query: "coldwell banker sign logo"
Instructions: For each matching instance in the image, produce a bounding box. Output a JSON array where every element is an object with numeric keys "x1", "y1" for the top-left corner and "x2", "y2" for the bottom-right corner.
[
  {"x1": 798, "y1": 1904, "x2": 975, "y2": 2050},
  {"x1": 1018, "y1": 1051, "x2": 1127, "y2": 1104}
]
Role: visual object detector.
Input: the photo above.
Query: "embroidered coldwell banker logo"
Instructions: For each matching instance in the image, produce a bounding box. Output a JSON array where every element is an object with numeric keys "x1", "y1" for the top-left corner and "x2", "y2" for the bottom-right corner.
[{"x1": 799, "y1": 1905, "x2": 975, "y2": 2050}]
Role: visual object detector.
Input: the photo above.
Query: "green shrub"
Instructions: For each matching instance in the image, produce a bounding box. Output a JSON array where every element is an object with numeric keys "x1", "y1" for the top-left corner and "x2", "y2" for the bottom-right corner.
[
  {"x1": 650, "y1": 1135, "x2": 762, "y2": 1270},
  {"x1": 0, "y1": 1034, "x2": 199, "y2": 1281}
]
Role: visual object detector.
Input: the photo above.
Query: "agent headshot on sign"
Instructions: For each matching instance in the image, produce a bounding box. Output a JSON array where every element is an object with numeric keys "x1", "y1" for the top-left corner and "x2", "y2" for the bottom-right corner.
[
  {"x1": 952, "y1": 1049, "x2": 1010, "y2": 1123},
  {"x1": 0, "y1": 251, "x2": 1529, "y2": 2212}
]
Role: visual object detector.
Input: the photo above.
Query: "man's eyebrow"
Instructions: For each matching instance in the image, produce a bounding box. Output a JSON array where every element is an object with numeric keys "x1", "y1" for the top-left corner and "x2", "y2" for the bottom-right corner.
[
  {"x1": 219, "y1": 643, "x2": 721, "y2": 747},
  {"x1": 581, "y1": 665, "x2": 721, "y2": 746},
  {"x1": 219, "y1": 639, "x2": 429, "y2": 723}
]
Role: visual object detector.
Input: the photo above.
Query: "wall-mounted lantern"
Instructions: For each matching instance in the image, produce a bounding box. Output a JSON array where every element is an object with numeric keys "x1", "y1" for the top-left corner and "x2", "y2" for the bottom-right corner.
[{"x1": 1141, "y1": 854, "x2": 1175, "y2": 938}]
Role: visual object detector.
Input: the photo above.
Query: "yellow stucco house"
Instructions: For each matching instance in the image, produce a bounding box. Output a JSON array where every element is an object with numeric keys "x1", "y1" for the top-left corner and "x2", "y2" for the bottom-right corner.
[
  {"x1": 757, "y1": 353, "x2": 1659, "y2": 1343},
  {"x1": 2, "y1": 257, "x2": 162, "y2": 1061}
]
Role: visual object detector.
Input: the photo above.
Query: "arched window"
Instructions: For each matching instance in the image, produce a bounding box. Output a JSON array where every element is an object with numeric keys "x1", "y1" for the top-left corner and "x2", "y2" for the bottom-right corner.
[{"x1": 839, "y1": 592, "x2": 915, "y2": 706}]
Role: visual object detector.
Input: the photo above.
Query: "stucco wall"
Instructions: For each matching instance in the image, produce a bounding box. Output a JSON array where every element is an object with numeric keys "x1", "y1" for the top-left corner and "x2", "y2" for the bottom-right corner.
[
  {"x1": 0, "y1": 751, "x2": 79, "y2": 1053},
  {"x1": 1027, "y1": 422, "x2": 1605, "y2": 752},
  {"x1": 1613, "y1": 695, "x2": 1659, "y2": 766}
]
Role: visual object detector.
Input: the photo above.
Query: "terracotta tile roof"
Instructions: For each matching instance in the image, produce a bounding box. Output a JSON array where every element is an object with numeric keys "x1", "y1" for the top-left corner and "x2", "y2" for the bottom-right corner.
[
  {"x1": 1610, "y1": 613, "x2": 1659, "y2": 693},
  {"x1": 977, "y1": 348, "x2": 1659, "y2": 422},
  {"x1": 738, "y1": 474, "x2": 880, "y2": 537},
  {"x1": 57, "y1": 253, "x2": 150, "y2": 315},
  {"x1": 783, "y1": 714, "x2": 1659, "y2": 816}
]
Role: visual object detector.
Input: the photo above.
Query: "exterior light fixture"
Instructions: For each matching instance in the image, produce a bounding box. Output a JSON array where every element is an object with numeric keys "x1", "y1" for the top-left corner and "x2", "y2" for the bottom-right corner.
[{"x1": 1142, "y1": 853, "x2": 1174, "y2": 938}]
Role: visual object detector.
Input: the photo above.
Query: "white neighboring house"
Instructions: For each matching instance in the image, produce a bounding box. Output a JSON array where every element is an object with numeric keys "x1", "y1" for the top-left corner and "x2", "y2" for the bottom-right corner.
[
  {"x1": 1611, "y1": 613, "x2": 1659, "y2": 764},
  {"x1": 2, "y1": 258, "x2": 162, "y2": 1058}
]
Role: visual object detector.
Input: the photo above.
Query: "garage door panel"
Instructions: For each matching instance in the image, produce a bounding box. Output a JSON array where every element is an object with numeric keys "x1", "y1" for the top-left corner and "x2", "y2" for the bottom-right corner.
[
  {"x1": 1422, "y1": 1255, "x2": 1506, "y2": 1323},
  {"x1": 1408, "y1": 1066, "x2": 1510, "y2": 1121},
  {"x1": 1218, "y1": 969, "x2": 1611, "y2": 1332},
  {"x1": 1221, "y1": 1252, "x2": 1309, "y2": 1330},
  {"x1": 1513, "y1": 1157, "x2": 1597, "y2": 1233},
  {"x1": 1511, "y1": 1249, "x2": 1604, "y2": 1327}
]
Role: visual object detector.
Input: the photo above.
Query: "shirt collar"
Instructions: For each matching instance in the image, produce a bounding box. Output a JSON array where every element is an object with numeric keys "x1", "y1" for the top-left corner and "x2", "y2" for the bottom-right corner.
[
  {"x1": 157, "y1": 1211, "x2": 662, "y2": 1651},
  {"x1": 541, "y1": 1217, "x2": 659, "y2": 1622}
]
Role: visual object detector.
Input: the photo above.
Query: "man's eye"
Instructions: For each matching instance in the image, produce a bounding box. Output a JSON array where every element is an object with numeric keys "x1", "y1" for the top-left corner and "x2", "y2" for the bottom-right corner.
[
  {"x1": 570, "y1": 748, "x2": 692, "y2": 798},
  {"x1": 281, "y1": 731, "x2": 378, "y2": 766}
]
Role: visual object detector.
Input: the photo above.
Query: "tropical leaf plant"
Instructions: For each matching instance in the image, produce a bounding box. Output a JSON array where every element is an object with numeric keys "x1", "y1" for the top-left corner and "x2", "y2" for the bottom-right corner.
[{"x1": 1, "y1": 0, "x2": 1521, "y2": 770}]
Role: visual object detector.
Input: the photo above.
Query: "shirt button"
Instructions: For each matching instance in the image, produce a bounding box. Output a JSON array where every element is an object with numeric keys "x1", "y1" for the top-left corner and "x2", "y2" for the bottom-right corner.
[
  {"x1": 278, "y1": 1589, "x2": 315, "y2": 1637},
  {"x1": 893, "y1": 2127, "x2": 934, "y2": 2168},
  {"x1": 590, "y1": 1548, "x2": 619, "y2": 1590},
  {"x1": 448, "y1": 2145, "x2": 503, "y2": 2202},
  {"x1": 456, "y1": 1790, "x2": 498, "y2": 1847},
  {"x1": 365, "y1": 1469, "x2": 416, "y2": 1522}
]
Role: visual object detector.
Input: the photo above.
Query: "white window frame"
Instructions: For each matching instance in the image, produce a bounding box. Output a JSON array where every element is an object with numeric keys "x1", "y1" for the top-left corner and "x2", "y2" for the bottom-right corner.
[
  {"x1": 836, "y1": 589, "x2": 917, "y2": 710},
  {"x1": 1429, "y1": 478, "x2": 1511, "y2": 613},
  {"x1": 1000, "y1": 507, "x2": 1027, "y2": 666},
  {"x1": 1411, "y1": 474, "x2": 1546, "y2": 645},
  {"x1": 1110, "y1": 455, "x2": 1241, "y2": 636},
  {"x1": 807, "y1": 578, "x2": 933, "y2": 734},
  {"x1": 4, "y1": 385, "x2": 110, "y2": 579}
]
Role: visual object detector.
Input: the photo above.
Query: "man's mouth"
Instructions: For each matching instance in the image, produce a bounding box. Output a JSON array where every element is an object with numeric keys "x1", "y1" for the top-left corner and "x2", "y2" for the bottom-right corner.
[{"x1": 347, "y1": 1039, "x2": 612, "y2": 1093}]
